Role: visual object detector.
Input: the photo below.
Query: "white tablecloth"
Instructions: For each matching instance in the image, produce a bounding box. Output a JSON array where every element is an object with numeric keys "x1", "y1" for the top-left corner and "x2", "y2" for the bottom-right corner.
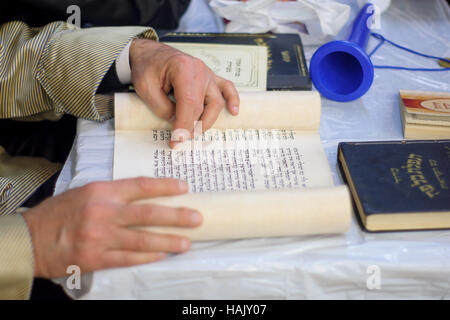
[{"x1": 53, "y1": 0, "x2": 450, "y2": 299}]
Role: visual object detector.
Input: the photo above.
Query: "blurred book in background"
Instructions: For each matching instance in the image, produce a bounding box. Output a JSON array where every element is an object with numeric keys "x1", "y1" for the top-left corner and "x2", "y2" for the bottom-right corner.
[{"x1": 161, "y1": 32, "x2": 311, "y2": 91}]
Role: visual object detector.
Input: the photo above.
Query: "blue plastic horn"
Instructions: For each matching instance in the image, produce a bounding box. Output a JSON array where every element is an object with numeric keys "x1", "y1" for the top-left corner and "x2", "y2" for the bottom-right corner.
[{"x1": 310, "y1": 3, "x2": 375, "y2": 102}]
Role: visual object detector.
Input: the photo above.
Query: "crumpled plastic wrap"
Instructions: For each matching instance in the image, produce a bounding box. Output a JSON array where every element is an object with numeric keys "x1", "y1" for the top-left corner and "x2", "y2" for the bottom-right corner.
[
  {"x1": 53, "y1": 0, "x2": 450, "y2": 299},
  {"x1": 209, "y1": 0, "x2": 351, "y2": 45}
]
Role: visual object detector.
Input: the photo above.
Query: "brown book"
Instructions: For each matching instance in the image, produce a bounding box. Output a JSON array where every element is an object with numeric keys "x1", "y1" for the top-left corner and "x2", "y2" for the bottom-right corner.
[{"x1": 399, "y1": 90, "x2": 450, "y2": 139}]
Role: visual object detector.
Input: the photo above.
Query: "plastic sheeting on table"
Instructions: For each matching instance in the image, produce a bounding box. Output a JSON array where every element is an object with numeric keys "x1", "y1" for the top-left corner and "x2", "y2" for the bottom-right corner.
[{"x1": 53, "y1": 0, "x2": 450, "y2": 299}]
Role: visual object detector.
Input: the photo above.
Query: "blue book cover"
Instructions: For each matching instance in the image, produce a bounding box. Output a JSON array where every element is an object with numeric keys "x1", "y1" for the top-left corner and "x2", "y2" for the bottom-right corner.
[
  {"x1": 338, "y1": 140, "x2": 450, "y2": 231},
  {"x1": 159, "y1": 32, "x2": 311, "y2": 91}
]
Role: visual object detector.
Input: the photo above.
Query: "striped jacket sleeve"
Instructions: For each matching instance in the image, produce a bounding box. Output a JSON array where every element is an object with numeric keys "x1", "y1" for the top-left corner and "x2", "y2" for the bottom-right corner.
[
  {"x1": 0, "y1": 213, "x2": 34, "y2": 300},
  {"x1": 0, "y1": 20, "x2": 158, "y2": 120},
  {"x1": 0, "y1": 20, "x2": 158, "y2": 299}
]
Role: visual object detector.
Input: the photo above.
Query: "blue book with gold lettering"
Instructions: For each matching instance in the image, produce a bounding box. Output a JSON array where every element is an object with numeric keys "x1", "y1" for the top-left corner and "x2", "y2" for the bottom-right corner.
[
  {"x1": 338, "y1": 140, "x2": 450, "y2": 231},
  {"x1": 160, "y1": 32, "x2": 311, "y2": 91}
]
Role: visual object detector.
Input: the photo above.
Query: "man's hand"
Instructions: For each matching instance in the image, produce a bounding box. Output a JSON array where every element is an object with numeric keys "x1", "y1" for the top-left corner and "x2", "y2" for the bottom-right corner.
[
  {"x1": 129, "y1": 39, "x2": 240, "y2": 147},
  {"x1": 22, "y1": 177, "x2": 202, "y2": 279}
]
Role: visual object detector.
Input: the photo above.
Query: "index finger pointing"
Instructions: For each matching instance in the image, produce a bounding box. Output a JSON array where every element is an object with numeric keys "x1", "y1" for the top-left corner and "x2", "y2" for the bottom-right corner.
[
  {"x1": 172, "y1": 83, "x2": 204, "y2": 136},
  {"x1": 170, "y1": 64, "x2": 208, "y2": 147}
]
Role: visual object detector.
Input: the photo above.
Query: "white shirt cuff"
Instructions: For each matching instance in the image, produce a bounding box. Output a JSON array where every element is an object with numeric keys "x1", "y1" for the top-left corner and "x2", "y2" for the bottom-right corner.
[{"x1": 115, "y1": 40, "x2": 132, "y2": 85}]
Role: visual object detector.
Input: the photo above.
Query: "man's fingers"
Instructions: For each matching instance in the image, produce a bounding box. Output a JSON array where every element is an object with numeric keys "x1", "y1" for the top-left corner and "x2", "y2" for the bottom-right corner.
[
  {"x1": 113, "y1": 229, "x2": 192, "y2": 253},
  {"x1": 170, "y1": 63, "x2": 207, "y2": 147},
  {"x1": 136, "y1": 79, "x2": 176, "y2": 121},
  {"x1": 118, "y1": 204, "x2": 202, "y2": 228},
  {"x1": 217, "y1": 77, "x2": 240, "y2": 116},
  {"x1": 105, "y1": 177, "x2": 188, "y2": 203},
  {"x1": 199, "y1": 83, "x2": 226, "y2": 132},
  {"x1": 101, "y1": 250, "x2": 167, "y2": 269}
]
